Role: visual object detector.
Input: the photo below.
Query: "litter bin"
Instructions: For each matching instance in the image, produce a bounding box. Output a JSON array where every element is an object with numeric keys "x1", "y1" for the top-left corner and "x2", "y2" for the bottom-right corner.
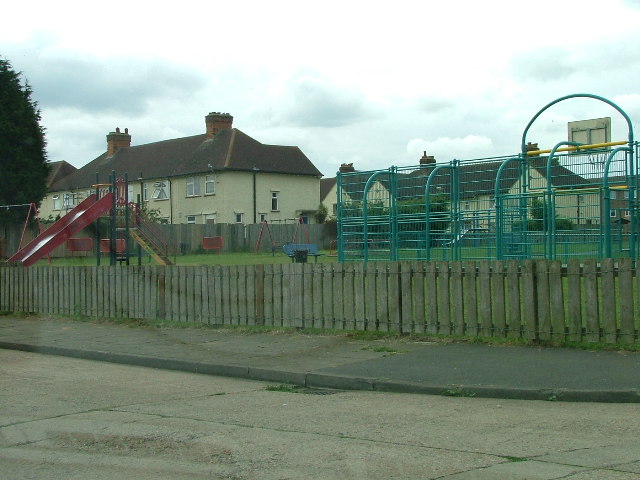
[{"x1": 293, "y1": 249, "x2": 308, "y2": 263}]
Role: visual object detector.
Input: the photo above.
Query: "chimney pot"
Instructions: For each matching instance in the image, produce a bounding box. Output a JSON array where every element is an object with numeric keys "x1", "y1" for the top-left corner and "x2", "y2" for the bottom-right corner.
[
  {"x1": 339, "y1": 163, "x2": 355, "y2": 173},
  {"x1": 420, "y1": 152, "x2": 436, "y2": 167},
  {"x1": 106, "y1": 127, "x2": 131, "y2": 156},
  {"x1": 206, "y1": 112, "x2": 234, "y2": 138}
]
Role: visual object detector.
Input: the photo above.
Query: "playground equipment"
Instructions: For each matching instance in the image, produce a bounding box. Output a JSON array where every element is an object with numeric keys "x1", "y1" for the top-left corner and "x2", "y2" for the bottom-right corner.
[
  {"x1": 338, "y1": 94, "x2": 638, "y2": 263},
  {"x1": 6, "y1": 171, "x2": 176, "y2": 266},
  {"x1": 254, "y1": 218, "x2": 311, "y2": 254}
]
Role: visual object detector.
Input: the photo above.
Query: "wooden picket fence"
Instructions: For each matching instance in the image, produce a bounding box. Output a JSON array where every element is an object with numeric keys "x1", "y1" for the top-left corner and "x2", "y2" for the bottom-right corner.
[{"x1": 0, "y1": 258, "x2": 638, "y2": 344}]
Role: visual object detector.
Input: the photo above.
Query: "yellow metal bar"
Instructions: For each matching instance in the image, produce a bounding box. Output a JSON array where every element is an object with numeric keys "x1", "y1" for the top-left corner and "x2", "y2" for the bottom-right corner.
[{"x1": 527, "y1": 140, "x2": 627, "y2": 156}]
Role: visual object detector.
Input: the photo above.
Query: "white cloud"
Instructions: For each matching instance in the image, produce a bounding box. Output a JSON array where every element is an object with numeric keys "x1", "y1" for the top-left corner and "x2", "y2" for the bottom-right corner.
[{"x1": 2, "y1": 0, "x2": 640, "y2": 177}]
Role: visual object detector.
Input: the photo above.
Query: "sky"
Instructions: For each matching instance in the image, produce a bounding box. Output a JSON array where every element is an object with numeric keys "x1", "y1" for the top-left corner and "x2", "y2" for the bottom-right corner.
[{"x1": 3, "y1": 0, "x2": 640, "y2": 178}]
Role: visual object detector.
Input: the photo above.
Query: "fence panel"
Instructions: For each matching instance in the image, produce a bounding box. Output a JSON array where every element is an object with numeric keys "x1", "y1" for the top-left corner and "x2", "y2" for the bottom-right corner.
[{"x1": 1, "y1": 259, "x2": 638, "y2": 344}]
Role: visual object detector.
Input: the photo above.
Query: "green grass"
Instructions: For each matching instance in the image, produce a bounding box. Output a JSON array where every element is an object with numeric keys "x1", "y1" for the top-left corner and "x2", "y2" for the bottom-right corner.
[
  {"x1": 32, "y1": 251, "x2": 337, "y2": 267},
  {"x1": 265, "y1": 384, "x2": 305, "y2": 393}
]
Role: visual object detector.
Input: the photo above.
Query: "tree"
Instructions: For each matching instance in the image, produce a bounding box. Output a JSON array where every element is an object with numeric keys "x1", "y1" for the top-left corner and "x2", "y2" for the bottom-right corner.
[
  {"x1": 0, "y1": 58, "x2": 49, "y2": 223},
  {"x1": 314, "y1": 203, "x2": 328, "y2": 224},
  {"x1": 517, "y1": 198, "x2": 574, "y2": 231}
]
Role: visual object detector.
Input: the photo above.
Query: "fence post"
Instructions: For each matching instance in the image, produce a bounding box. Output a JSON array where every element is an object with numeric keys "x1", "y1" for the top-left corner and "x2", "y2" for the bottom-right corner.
[{"x1": 522, "y1": 260, "x2": 538, "y2": 340}]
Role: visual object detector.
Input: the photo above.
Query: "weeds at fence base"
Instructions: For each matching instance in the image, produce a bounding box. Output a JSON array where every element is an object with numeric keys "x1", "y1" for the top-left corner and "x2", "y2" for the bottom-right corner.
[{"x1": 4, "y1": 313, "x2": 640, "y2": 352}]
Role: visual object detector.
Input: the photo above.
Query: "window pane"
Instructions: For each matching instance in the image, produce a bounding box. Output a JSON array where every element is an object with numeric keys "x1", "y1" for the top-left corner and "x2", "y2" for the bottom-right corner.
[{"x1": 205, "y1": 175, "x2": 215, "y2": 194}]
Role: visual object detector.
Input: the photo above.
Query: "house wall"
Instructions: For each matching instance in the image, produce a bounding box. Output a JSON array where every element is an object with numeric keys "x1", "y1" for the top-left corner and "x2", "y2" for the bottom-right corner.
[{"x1": 40, "y1": 171, "x2": 321, "y2": 225}]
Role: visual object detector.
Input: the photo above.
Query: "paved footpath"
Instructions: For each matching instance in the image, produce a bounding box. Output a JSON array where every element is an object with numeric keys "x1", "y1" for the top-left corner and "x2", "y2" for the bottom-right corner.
[{"x1": 1, "y1": 316, "x2": 639, "y2": 402}]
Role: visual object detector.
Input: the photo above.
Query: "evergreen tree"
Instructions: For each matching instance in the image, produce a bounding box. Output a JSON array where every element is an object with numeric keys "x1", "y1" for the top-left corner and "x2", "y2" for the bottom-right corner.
[{"x1": 0, "y1": 58, "x2": 49, "y2": 223}]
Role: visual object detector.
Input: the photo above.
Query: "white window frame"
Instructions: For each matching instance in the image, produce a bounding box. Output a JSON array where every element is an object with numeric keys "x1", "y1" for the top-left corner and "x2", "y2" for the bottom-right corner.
[
  {"x1": 204, "y1": 214, "x2": 216, "y2": 224},
  {"x1": 271, "y1": 191, "x2": 279, "y2": 211},
  {"x1": 152, "y1": 181, "x2": 170, "y2": 200},
  {"x1": 235, "y1": 212, "x2": 244, "y2": 224},
  {"x1": 143, "y1": 183, "x2": 148, "y2": 201},
  {"x1": 205, "y1": 174, "x2": 215, "y2": 195},
  {"x1": 610, "y1": 210, "x2": 617, "y2": 218},
  {"x1": 52, "y1": 195, "x2": 60, "y2": 210},
  {"x1": 186, "y1": 215, "x2": 197, "y2": 224},
  {"x1": 63, "y1": 193, "x2": 73, "y2": 209},
  {"x1": 186, "y1": 176, "x2": 200, "y2": 197}
]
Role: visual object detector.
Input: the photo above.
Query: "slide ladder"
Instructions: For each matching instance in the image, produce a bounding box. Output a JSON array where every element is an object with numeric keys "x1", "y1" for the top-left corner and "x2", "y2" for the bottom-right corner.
[
  {"x1": 7, "y1": 193, "x2": 114, "y2": 267},
  {"x1": 130, "y1": 230, "x2": 173, "y2": 266},
  {"x1": 128, "y1": 203, "x2": 175, "y2": 265}
]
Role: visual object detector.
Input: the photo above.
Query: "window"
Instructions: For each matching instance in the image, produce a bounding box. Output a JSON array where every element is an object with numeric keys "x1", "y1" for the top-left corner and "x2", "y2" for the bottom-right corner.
[
  {"x1": 260, "y1": 213, "x2": 267, "y2": 222},
  {"x1": 186, "y1": 215, "x2": 196, "y2": 224},
  {"x1": 205, "y1": 174, "x2": 215, "y2": 195},
  {"x1": 186, "y1": 177, "x2": 200, "y2": 197},
  {"x1": 271, "y1": 191, "x2": 279, "y2": 211},
  {"x1": 152, "y1": 181, "x2": 170, "y2": 200},
  {"x1": 204, "y1": 214, "x2": 216, "y2": 224},
  {"x1": 299, "y1": 216, "x2": 309, "y2": 224},
  {"x1": 52, "y1": 195, "x2": 60, "y2": 210},
  {"x1": 625, "y1": 210, "x2": 630, "y2": 217},
  {"x1": 235, "y1": 213, "x2": 244, "y2": 223},
  {"x1": 610, "y1": 210, "x2": 617, "y2": 218},
  {"x1": 332, "y1": 203, "x2": 337, "y2": 215},
  {"x1": 143, "y1": 183, "x2": 148, "y2": 201},
  {"x1": 63, "y1": 193, "x2": 73, "y2": 209}
]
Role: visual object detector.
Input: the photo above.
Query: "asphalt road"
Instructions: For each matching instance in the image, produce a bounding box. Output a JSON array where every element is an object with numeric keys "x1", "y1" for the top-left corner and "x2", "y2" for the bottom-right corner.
[{"x1": 2, "y1": 350, "x2": 640, "y2": 479}]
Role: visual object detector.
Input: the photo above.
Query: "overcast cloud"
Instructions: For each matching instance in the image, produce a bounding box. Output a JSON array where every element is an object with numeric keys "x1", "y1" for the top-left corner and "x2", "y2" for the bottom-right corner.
[{"x1": 3, "y1": 0, "x2": 640, "y2": 177}]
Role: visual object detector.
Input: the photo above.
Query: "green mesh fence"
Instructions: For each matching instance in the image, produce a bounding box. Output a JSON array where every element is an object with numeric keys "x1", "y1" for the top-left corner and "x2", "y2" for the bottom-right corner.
[{"x1": 338, "y1": 143, "x2": 639, "y2": 262}]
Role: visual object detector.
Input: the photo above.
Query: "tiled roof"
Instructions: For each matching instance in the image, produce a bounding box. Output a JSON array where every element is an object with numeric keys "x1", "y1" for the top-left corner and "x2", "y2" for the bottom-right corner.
[
  {"x1": 50, "y1": 128, "x2": 322, "y2": 192},
  {"x1": 320, "y1": 177, "x2": 336, "y2": 201},
  {"x1": 339, "y1": 157, "x2": 592, "y2": 201},
  {"x1": 46, "y1": 160, "x2": 77, "y2": 188}
]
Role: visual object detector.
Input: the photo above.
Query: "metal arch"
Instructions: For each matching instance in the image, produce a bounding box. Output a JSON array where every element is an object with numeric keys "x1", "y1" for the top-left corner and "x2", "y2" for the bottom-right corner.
[
  {"x1": 494, "y1": 156, "x2": 522, "y2": 259},
  {"x1": 521, "y1": 93, "x2": 635, "y2": 156},
  {"x1": 602, "y1": 146, "x2": 633, "y2": 258},
  {"x1": 544, "y1": 141, "x2": 584, "y2": 259},
  {"x1": 424, "y1": 162, "x2": 458, "y2": 261},
  {"x1": 362, "y1": 169, "x2": 393, "y2": 263}
]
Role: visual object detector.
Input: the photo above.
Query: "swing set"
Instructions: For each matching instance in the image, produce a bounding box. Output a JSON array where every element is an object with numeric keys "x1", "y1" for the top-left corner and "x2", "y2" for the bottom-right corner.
[
  {"x1": 0, "y1": 202, "x2": 50, "y2": 262},
  {"x1": 254, "y1": 217, "x2": 311, "y2": 254}
]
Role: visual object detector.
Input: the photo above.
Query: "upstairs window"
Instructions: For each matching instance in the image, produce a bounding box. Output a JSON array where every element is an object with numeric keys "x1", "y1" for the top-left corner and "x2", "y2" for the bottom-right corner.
[
  {"x1": 186, "y1": 177, "x2": 200, "y2": 197},
  {"x1": 271, "y1": 191, "x2": 279, "y2": 211},
  {"x1": 205, "y1": 174, "x2": 215, "y2": 195},
  {"x1": 63, "y1": 193, "x2": 74, "y2": 209},
  {"x1": 152, "y1": 181, "x2": 170, "y2": 200}
]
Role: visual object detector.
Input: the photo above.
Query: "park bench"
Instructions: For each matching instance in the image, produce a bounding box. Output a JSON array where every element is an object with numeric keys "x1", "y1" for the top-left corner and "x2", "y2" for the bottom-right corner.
[{"x1": 282, "y1": 243, "x2": 324, "y2": 263}]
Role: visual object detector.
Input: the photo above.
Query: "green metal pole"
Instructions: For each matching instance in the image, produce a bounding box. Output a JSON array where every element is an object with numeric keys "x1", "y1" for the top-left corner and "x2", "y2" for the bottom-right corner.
[{"x1": 337, "y1": 171, "x2": 344, "y2": 262}]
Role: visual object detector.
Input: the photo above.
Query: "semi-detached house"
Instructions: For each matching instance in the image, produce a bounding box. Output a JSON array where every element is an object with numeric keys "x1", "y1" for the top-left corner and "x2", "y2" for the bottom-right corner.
[{"x1": 41, "y1": 112, "x2": 323, "y2": 225}]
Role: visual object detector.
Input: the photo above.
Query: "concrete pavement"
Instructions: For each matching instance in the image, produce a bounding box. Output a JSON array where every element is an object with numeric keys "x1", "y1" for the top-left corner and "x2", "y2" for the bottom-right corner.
[{"x1": 0, "y1": 316, "x2": 639, "y2": 403}]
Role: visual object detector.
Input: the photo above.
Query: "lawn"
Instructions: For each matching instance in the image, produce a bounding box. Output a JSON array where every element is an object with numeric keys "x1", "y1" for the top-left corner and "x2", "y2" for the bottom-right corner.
[{"x1": 33, "y1": 250, "x2": 338, "y2": 267}]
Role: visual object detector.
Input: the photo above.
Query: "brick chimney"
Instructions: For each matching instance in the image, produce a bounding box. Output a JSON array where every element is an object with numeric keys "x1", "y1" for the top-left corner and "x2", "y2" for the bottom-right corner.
[
  {"x1": 419, "y1": 151, "x2": 436, "y2": 167},
  {"x1": 205, "y1": 112, "x2": 233, "y2": 138},
  {"x1": 526, "y1": 142, "x2": 539, "y2": 156},
  {"x1": 339, "y1": 163, "x2": 355, "y2": 173},
  {"x1": 106, "y1": 127, "x2": 131, "y2": 156}
]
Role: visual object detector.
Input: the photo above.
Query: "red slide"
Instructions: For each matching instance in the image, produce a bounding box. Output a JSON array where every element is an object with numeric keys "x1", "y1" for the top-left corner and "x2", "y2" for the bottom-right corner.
[{"x1": 7, "y1": 193, "x2": 114, "y2": 267}]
